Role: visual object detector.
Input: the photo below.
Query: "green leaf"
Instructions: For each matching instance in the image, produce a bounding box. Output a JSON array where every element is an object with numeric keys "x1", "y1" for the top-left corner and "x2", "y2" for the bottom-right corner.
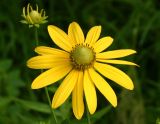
[
  {"x1": 15, "y1": 99, "x2": 51, "y2": 113},
  {"x1": 92, "y1": 106, "x2": 112, "y2": 122}
]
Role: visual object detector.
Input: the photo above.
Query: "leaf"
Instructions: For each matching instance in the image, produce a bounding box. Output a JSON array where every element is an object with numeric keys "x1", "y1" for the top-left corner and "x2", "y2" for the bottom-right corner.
[
  {"x1": 92, "y1": 106, "x2": 112, "y2": 122},
  {"x1": 15, "y1": 98, "x2": 51, "y2": 114}
]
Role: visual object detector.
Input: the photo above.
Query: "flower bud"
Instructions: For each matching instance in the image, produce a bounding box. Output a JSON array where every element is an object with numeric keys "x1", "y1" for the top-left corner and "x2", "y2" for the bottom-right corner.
[{"x1": 20, "y1": 4, "x2": 48, "y2": 28}]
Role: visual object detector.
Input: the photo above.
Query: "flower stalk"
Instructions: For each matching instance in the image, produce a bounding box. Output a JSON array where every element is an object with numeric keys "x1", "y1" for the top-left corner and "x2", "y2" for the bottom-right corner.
[
  {"x1": 86, "y1": 102, "x2": 91, "y2": 124},
  {"x1": 34, "y1": 27, "x2": 58, "y2": 124}
]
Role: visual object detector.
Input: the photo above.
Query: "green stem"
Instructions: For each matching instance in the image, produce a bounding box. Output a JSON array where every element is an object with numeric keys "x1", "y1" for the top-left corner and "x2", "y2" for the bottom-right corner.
[
  {"x1": 86, "y1": 102, "x2": 91, "y2": 124},
  {"x1": 44, "y1": 87, "x2": 58, "y2": 124},
  {"x1": 35, "y1": 28, "x2": 39, "y2": 46},
  {"x1": 34, "y1": 27, "x2": 58, "y2": 124}
]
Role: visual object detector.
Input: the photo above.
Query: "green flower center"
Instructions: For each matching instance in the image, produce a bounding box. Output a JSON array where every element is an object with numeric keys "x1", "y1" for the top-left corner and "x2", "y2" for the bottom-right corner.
[
  {"x1": 70, "y1": 45, "x2": 95, "y2": 70},
  {"x1": 29, "y1": 10, "x2": 41, "y2": 23}
]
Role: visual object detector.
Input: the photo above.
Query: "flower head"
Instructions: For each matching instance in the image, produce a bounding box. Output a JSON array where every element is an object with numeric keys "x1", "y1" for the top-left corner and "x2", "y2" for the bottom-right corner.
[
  {"x1": 27, "y1": 22, "x2": 138, "y2": 119},
  {"x1": 20, "y1": 3, "x2": 48, "y2": 28}
]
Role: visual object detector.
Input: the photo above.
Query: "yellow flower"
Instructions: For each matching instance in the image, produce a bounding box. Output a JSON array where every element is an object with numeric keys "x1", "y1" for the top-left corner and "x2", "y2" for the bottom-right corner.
[
  {"x1": 27, "y1": 22, "x2": 138, "y2": 119},
  {"x1": 20, "y1": 4, "x2": 48, "y2": 28}
]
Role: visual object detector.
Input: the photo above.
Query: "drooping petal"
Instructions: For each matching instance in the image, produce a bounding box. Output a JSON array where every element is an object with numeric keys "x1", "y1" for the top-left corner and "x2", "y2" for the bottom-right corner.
[
  {"x1": 35, "y1": 46, "x2": 69, "y2": 56},
  {"x1": 31, "y1": 64, "x2": 72, "y2": 89},
  {"x1": 68, "y1": 22, "x2": 84, "y2": 44},
  {"x1": 27, "y1": 55, "x2": 70, "y2": 69},
  {"x1": 93, "y1": 36, "x2": 113, "y2": 53},
  {"x1": 48, "y1": 25, "x2": 73, "y2": 52},
  {"x1": 94, "y1": 62, "x2": 134, "y2": 90},
  {"x1": 88, "y1": 68, "x2": 117, "y2": 107},
  {"x1": 85, "y1": 26, "x2": 101, "y2": 47},
  {"x1": 96, "y1": 59, "x2": 138, "y2": 66},
  {"x1": 96, "y1": 49, "x2": 137, "y2": 59},
  {"x1": 83, "y1": 69, "x2": 97, "y2": 114},
  {"x1": 52, "y1": 69, "x2": 78, "y2": 108},
  {"x1": 72, "y1": 71, "x2": 84, "y2": 120}
]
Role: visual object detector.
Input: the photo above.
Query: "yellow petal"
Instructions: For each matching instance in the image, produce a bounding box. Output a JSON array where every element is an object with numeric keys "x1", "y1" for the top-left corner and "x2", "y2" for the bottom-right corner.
[
  {"x1": 48, "y1": 25, "x2": 73, "y2": 52},
  {"x1": 88, "y1": 68, "x2": 117, "y2": 107},
  {"x1": 68, "y1": 22, "x2": 84, "y2": 44},
  {"x1": 96, "y1": 49, "x2": 137, "y2": 59},
  {"x1": 31, "y1": 64, "x2": 72, "y2": 89},
  {"x1": 72, "y1": 71, "x2": 84, "y2": 120},
  {"x1": 93, "y1": 36, "x2": 113, "y2": 53},
  {"x1": 85, "y1": 26, "x2": 101, "y2": 47},
  {"x1": 83, "y1": 69, "x2": 97, "y2": 114},
  {"x1": 94, "y1": 62, "x2": 134, "y2": 90},
  {"x1": 35, "y1": 46, "x2": 69, "y2": 56},
  {"x1": 52, "y1": 69, "x2": 78, "y2": 108},
  {"x1": 96, "y1": 59, "x2": 138, "y2": 66},
  {"x1": 27, "y1": 55, "x2": 70, "y2": 69}
]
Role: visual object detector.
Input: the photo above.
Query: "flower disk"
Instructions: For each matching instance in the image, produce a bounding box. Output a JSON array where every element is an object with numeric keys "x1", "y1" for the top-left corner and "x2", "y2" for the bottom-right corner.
[
  {"x1": 70, "y1": 45, "x2": 95, "y2": 70},
  {"x1": 28, "y1": 10, "x2": 41, "y2": 23},
  {"x1": 27, "y1": 21, "x2": 138, "y2": 120}
]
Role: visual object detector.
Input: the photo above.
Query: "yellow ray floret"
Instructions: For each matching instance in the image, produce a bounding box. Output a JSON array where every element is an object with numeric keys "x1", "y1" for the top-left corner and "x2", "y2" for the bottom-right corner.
[
  {"x1": 72, "y1": 71, "x2": 84, "y2": 120},
  {"x1": 85, "y1": 26, "x2": 101, "y2": 46},
  {"x1": 31, "y1": 64, "x2": 72, "y2": 89},
  {"x1": 88, "y1": 68, "x2": 117, "y2": 107},
  {"x1": 84, "y1": 70, "x2": 97, "y2": 114},
  {"x1": 96, "y1": 59, "x2": 138, "y2": 66},
  {"x1": 48, "y1": 25, "x2": 73, "y2": 52},
  {"x1": 27, "y1": 55, "x2": 70, "y2": 69},
  {"x1": 94, "y1": 62, "x2": 134, "y2": 90},
  {"x1": 52, "y1": 69, "x2": 78, "y2": 108},
  {"x1": 35, "y1": 46, "x2": 69, "y2": 56},
  {"x1": 68, "y1": 22, "x2": 84, "y2": 45},
  {"x1": 96, "y1": 49, "x2": 136, "y2": 59},
  {"x1": 93, "y1": 36, "x2": 113, "y2": 53}
]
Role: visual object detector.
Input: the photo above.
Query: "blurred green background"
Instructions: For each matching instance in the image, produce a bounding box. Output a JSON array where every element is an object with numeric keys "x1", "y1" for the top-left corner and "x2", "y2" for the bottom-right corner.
[{"x1": 0, "y1": 0, "x2": 160, "y2": 124}]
